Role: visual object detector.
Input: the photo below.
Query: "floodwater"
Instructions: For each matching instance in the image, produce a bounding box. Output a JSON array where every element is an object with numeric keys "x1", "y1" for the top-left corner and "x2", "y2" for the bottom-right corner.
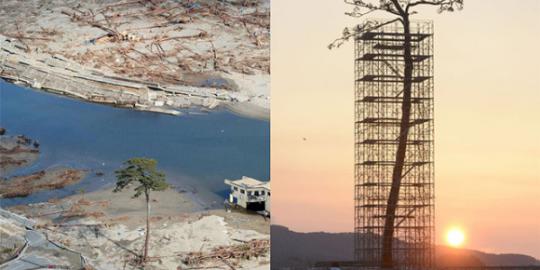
[{"x1": 0, "y1": 80, "x2": 269, "y2": 207}]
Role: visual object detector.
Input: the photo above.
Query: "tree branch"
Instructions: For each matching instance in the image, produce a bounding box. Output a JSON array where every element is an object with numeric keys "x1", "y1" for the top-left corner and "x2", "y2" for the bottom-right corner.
[
  {"x1": 345, "y1": 8, "x2": 377, "y2": 18},
  {"x1": 344, "y1": 0, "x2": 401, "y2": 16},
  {"x1": 328, "y1": 18, "x2": 401, "y2": 49},
  {"x1": 389, "y1": 0, "x2": 406, "y2": 16},
  {"x1": 408, "y1": 0, "x2": 446, "y2": 8},
  {"x1": 407, "y1": 0, "x2": 464, "y2": 13}
]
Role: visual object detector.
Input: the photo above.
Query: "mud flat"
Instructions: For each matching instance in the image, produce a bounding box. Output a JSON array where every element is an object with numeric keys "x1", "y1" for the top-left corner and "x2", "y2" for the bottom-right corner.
[
  {"x1": 0, "y1": 131, "x2": 40, "y2": 176},
  {"x1": 0, "y1": 168, "x2": 86, "y2": 199},
  {"x1": 8, "y1": 186, "x2": 270, "y2": 270},
  {"x1": 0, "y1": 130, "x2": 86, "y2": 200},
  {"x1": 0, "y1": 0, "x2": 270, "y2": 119}
]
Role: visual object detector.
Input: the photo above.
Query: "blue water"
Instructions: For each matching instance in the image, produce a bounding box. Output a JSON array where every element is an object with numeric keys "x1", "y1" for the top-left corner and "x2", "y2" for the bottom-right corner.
[{"x1": 0, "y1": 80, "x2": 269, "y2": 207}]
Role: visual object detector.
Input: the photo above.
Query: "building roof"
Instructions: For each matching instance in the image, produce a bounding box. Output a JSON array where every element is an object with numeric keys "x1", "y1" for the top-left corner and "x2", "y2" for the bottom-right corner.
[{"x1": 225, "y1": 176, "x2": 270, "y2": 190}]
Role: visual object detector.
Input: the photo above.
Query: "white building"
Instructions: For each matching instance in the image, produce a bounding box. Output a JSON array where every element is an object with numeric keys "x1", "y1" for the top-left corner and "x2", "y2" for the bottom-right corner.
[{"x1": 224, "y1": 176, "x2": 270, "y2": 214}]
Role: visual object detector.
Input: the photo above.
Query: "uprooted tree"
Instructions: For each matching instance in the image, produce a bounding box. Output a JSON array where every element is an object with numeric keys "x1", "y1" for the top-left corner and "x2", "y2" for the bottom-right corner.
[
  {"x1": 330, "y1": 0, "x2": 463, "y2": 268},
  {"x1": 114, "y1": 157, "x2": 169, "y2": 264}
]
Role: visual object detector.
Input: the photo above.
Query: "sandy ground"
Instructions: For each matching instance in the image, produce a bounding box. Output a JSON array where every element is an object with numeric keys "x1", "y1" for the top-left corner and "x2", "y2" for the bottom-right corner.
[
  {"x1": 8, "y1": 186, "x2": 270, "y2": 269},
  {"x1": 8, "y1": 186, "x2": 198, "y2": 229},
  {"x1": 225, "y1": 101, "x2": 270, "y2": 121},
  {"x1": 0, "y1": 0, "x2": 270, "y2": 119},
  {"x1": 0, "y1": 132, "x2": 269, "y2": 268}
]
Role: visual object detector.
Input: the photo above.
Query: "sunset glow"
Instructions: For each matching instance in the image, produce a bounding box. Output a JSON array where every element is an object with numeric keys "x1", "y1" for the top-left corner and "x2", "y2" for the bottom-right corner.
[
  {"x1": 446, "y1": 228, "x2": 466, "y2": 248},
  {"x1": 272, "y1": 0, "x2": 540, "y2": 259}
]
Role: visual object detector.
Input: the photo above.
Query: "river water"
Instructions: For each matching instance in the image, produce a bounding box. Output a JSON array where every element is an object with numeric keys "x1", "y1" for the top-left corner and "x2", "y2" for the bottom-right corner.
[{"x1": 0, "y1": 80, "x2": 269, "y2": 208}]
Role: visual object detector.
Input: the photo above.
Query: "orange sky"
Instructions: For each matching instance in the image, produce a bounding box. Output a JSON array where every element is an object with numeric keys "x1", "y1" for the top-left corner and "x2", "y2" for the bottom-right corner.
[{"x1": 271, "y1": 0, "x2": 540, "y2": 258}]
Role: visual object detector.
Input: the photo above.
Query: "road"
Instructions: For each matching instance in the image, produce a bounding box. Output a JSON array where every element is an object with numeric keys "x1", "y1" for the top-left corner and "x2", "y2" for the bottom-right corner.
[{"x1": 0, "y1": 209, "x2": 82, "y2": 270}]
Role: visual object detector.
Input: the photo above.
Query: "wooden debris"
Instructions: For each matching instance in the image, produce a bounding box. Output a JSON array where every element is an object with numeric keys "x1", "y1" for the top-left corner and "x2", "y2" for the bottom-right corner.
[
  {"x1": 182, "y1": 239, "x2": 269, "y2": 267},
  {"x1": 0, "y1": 0, "x2": 269, "y2": 116}
]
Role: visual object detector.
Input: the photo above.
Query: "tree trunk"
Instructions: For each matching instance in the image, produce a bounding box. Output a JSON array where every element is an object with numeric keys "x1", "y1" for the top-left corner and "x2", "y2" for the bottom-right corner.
[
  {"x1": 143, "y1": 191, "x2": 150, "y2": 262},
  {"x1": 381, "y1": 14, "x2": 413, "y2": 268}
]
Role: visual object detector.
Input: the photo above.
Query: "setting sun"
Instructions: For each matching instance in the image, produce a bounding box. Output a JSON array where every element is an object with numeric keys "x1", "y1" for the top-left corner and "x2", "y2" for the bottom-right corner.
[{"x1": 446, "y1": 228, "x2": 466, "y2": 247}]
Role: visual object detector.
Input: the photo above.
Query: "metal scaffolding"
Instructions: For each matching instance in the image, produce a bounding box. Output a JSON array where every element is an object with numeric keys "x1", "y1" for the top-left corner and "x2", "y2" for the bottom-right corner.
[{"x1": 354, "y1": 20, "x2": 435, "y2": 269}]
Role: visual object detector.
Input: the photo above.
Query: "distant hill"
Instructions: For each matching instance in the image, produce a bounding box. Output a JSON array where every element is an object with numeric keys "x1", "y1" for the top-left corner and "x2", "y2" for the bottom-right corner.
[
  {"x1": 271, "y1": 225, "x2": 354, "y2": 269},
  {"x1": 271, "y1": 225, "x2": 540, "y2": 269}
]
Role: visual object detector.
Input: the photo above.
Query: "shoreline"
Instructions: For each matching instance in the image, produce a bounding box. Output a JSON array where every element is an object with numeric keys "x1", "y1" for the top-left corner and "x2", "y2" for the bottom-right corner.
[
  {"x1": 0, "y1": 0, "x2": 270, "y2": 121},
  {"x1": 225, "y1": 101, "x2": 271, "y2": 121},
  {"x1": 1, "y1": 78, "x2": 270, "y2": 121},
  {"x1": 0, "y1": 41, "x2": 269, "y2": 120}
]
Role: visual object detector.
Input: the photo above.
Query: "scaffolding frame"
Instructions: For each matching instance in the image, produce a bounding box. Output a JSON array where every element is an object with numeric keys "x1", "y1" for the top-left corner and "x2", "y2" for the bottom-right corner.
[{"x1": 354, "y1": 20, "x2": 435, "y2": 269}]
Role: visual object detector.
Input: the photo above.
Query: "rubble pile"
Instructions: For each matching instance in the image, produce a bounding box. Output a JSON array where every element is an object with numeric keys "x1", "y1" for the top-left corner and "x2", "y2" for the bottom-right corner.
[
  {"x1": 0, "y1": 0, "x2": 270, "y2": 118},
  {"x1": 183, "y1": 239, "x2": 270, "y2": 267}
]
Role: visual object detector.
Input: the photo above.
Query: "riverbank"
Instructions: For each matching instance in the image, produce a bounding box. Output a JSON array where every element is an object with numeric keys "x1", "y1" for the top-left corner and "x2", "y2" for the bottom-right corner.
[
  {"x1": 1, "y1": 76, "x2": 270, "y2": 268},
  {"x1": 0, "y1": 0, "x2": 270, "y2": 120},
  {"x1": 0, "y1": 130, "x2": 270, "y2": 269},
  {"x1": 6, "y1": 186, "x2": 270, "y2": 269},
  {"x1": 0, "y1": 82, "x2": 270, "y2": 208}
]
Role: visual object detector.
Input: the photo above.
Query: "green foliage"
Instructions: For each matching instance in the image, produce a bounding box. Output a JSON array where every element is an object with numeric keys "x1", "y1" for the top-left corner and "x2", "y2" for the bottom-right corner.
[{"x1": 114, "y1": 158, "x2": 169, "y2": 198}]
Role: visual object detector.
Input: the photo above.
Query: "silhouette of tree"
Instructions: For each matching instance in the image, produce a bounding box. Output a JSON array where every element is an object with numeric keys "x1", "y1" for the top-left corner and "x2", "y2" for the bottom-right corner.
[{"x1": 330, "y1": 1, "x2": 463, "y2": 268}]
